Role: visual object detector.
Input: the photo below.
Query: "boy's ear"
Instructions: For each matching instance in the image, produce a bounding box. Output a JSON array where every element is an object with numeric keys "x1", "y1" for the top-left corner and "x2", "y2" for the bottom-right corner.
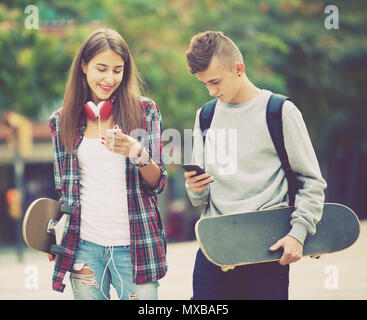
[{"x1": 234, "y1": 61, "x2": 245, "y2": 76}]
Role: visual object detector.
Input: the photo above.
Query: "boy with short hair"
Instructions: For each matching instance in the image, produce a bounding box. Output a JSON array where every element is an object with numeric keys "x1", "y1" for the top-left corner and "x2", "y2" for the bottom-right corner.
[{"x1": 184, "y1": 31, "x2": 327, "y2": 300}]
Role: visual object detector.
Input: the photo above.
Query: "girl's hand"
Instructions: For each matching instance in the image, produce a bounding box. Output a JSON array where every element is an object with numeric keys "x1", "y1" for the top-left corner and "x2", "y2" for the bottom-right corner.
[{"x1": 102, "y1": 131, "x2": 141, "y2": 159}]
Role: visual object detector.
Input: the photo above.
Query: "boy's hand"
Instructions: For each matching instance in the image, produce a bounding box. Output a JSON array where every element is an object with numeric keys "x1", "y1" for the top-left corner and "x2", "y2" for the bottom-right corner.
[
  {"x1": 184, "y1": 171, "x2": 214, "y2": 193},
  {"x1": 269, "y1": 235, "x2": 303, "y2": 265}
]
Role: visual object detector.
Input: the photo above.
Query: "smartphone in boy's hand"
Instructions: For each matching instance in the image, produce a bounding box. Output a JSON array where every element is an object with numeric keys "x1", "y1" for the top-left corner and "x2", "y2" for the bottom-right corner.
[
  {"x1": 182, "y1": 164, "x2": 206, "y2": 177},
  {"x1": 182, "y1": 164, "x2": 214, "y2": 193}
]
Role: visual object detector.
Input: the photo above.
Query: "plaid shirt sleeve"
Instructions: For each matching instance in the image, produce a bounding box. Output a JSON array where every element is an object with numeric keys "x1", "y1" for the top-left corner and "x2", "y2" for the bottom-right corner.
[
  {"x1": 127, "y1": 97, "x2": 168, "y2": 284},
  {"x1": 139, "y1": 98, "x2": 167, "y2": 196},
  {"x1": 48, "y1": 109, "x2": 81, "y2": 292},
  {"x1": 49, "y1": 109, "x2": 64, "y2": 194}
]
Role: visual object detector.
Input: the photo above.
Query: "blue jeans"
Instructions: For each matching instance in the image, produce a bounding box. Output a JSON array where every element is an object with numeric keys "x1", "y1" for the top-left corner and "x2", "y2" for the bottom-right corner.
[
  {"x1": 192, "y1": 249, "x2": 289, "y2": 300},
  {"x1": 70, "y1": 240, "x2": 159, "y2": 300}
]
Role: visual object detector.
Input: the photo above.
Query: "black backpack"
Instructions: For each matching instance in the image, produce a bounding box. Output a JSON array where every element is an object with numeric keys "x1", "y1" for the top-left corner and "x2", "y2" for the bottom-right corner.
[{"x1": 199, "y1": 94, "x2": 299, "y2": 206}]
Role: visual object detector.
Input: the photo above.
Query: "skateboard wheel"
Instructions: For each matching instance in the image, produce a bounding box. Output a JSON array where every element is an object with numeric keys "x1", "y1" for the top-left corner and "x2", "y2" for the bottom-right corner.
[
  {"x1": 50, "y1": 244, "x2": 65, "y2": 256},
  {"x1": 60, "y1": 204, "x2": 74, "y2": 215}
]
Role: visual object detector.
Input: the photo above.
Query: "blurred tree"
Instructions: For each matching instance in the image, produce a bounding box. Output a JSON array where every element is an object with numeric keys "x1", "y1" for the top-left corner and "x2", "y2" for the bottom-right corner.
[
  {"x1": 0, "y1": 0, "x2": 111, "y2": 120},
  {"x1": 102, "y1": 0, "x2": 210, "y2": 132},
  {"x1": 0, "y1": 0, "x2": 366, "y2": 215},
  {"x1": 178, "y1": 0, "x2": 367, "y2": 215}
]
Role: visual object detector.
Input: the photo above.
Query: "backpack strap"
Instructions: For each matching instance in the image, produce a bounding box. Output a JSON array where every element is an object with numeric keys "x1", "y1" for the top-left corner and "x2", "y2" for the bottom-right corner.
[
  {"x1": 199, "y1": 94, "x2": 299, "y2": 206},
  {"x1": 266, "y1": 94, "x2": 299, "y2": 206},
  {"x1": 199, "y1": 98, "x2": 218, "y2": 144}
]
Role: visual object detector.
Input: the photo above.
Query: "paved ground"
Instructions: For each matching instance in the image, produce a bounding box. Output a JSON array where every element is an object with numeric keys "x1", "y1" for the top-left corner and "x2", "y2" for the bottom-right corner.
[{"x1": 0, "y1": 220, "x2": 366, "y2": 300}]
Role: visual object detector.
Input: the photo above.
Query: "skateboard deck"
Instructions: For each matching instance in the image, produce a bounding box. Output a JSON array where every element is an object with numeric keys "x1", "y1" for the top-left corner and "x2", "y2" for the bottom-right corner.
[
  {"x1": 22, "y1": 198, "x2": 73, "y2": 255},
  {"x1": 195, "y1": 203, "x2": 360, "y2": 270}
]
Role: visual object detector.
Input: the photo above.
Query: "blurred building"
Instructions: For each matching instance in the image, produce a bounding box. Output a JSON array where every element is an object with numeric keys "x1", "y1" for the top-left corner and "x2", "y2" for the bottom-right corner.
[{"x1": 0, "y1": 119, "x2": 57, "y2": 245}]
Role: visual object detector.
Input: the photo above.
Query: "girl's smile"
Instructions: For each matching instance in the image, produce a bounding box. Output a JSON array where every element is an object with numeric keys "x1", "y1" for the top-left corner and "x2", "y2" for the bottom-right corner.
[{"x1": 98, "y1": 84, "x2": 114, "y2": 92}]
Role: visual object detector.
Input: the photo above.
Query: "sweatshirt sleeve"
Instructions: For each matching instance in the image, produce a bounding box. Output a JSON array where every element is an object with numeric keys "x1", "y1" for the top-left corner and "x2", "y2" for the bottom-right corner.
[
  {"x1": 185, "y1": 109, "x2": 210, "y2": 207},
  {"x1": 282, "y1": 102, "x2": 327, "y2": 245}
]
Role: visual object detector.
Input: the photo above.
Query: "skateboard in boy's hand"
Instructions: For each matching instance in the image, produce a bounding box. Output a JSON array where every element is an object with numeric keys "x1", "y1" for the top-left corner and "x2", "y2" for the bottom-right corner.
[{"x1": 195, "y1": 203, "x2": 360, "y2": 271}]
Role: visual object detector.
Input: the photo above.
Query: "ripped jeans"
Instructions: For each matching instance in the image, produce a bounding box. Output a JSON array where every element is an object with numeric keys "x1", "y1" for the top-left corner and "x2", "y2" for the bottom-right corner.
[{"x1": 70, "y1": 240, "x2": 159, "y2": 300}]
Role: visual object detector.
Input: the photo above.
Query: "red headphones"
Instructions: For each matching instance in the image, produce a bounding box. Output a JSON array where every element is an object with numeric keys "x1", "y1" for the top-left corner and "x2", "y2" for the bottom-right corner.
[{"x1": 84, "y1": 100, "x2": 113, "y2": 120}]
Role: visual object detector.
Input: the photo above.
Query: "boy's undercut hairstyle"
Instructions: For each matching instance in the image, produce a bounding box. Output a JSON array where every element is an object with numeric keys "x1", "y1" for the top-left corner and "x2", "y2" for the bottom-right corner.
[{"x1": 186, "y1": 31, "x2": 243, "y2": 74}]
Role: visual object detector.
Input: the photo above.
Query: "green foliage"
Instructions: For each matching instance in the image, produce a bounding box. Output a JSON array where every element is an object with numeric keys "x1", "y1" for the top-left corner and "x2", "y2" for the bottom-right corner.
[{"x1": 0, "y1": 0, "x2": 366, "y2": 155}]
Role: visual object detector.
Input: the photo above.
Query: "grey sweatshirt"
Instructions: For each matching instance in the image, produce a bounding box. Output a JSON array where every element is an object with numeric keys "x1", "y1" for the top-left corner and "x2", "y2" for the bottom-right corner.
[{"x1": 186, "y1": 89, "x2": 327, "y2": 245}]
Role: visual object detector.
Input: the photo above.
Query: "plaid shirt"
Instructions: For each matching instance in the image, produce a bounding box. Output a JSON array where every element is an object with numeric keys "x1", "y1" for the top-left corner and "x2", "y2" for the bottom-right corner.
[{"x1": 49, "y1": 97, "x2": 167, "y2": 293}]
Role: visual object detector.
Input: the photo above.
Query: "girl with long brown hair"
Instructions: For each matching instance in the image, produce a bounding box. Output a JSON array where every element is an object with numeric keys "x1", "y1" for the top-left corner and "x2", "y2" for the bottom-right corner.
[{"x1": 48, "y1": 28, "x2": 167, "y2": 300}]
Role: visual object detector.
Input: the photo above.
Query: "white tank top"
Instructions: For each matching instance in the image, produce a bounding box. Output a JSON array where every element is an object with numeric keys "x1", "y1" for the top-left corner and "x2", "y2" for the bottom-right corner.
[{"x1": 77, "y1": 137, "x2": 130, "y2": 246}]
